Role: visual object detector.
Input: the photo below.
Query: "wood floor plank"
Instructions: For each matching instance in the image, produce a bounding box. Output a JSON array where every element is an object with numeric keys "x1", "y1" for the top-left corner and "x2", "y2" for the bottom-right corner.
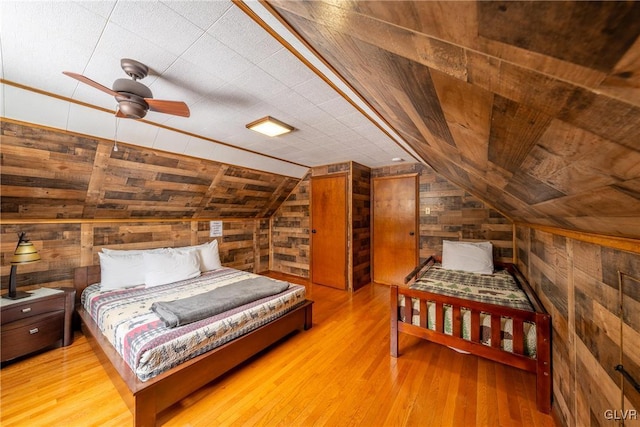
[{"x1": 0, "y1": 278, "x2": 556, "y2": 426}]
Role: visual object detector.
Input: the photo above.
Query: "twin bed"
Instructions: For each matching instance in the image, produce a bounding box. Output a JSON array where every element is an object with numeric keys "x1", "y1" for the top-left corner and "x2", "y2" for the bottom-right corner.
[
  {"x1": 74, "y1": 241, "x2": 313, "y2": 427},
  {"x1": 390, "y1": 241, "x2": 552, "y2": 414}
]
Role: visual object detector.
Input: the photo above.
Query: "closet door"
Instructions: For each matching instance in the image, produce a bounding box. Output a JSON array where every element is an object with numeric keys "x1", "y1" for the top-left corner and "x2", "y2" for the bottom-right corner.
[
  {"x1": 372, "y1": 174, "x2": 418, "y2": 285},
  {"x1": 311, "y1": 174, "x2": 347, "y2": 289}
]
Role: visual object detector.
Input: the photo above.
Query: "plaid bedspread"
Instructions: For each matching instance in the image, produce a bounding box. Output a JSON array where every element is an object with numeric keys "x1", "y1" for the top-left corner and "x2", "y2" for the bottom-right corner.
[
  {"x1": 399, "y1": 264, "x2": 537, "y2": 357},
  {"x1": 82, "y1": 267, "x2": 306, "y2": 381},
  {"x1": 410, "y1": 264, "x2": 534, "y2": 311}
]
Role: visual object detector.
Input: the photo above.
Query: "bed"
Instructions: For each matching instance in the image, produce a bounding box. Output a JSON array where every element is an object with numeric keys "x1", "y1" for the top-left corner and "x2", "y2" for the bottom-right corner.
[
  {"x1": 390, "y1": 241, "x2": 551, "y2": 414},
  {"x1": 74, "y1": 242, "x2": 313, "y2": 427}
]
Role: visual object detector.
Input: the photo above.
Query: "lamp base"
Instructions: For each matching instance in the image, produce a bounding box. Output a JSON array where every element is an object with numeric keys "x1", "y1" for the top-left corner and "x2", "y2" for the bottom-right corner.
[{"x1": 2, "y1": 290, "x2": 32, "y2": 300}]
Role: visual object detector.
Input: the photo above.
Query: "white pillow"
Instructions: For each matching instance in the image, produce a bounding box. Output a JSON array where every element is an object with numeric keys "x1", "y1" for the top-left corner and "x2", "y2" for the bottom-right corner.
[
  {"x1": 101, "y1": 247, "x2": 167, "y2": 256},
  {"x1": 99, "y1": 252, "x2": 146, "y2": 290},
  {"x1": 441, "y1": 240, "x2": 494, "y2": 274},
  {"x1": 173, "y1": 240, "x2": 221, "y2": 272},
  {"x1": 143, "y1": 250, "x2": 201, "y2": 288}
]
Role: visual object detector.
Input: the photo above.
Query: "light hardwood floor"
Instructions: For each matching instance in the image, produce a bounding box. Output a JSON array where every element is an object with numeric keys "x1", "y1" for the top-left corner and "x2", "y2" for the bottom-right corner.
[{"x1": 1, "y1": 276, "x2": 556, "y2": 427}]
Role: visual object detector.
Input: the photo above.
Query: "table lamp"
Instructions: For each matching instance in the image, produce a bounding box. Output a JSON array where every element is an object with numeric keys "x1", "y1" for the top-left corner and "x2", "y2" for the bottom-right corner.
[{"x1": 3, "y1": 232, "x2": 41, "y2": 300}]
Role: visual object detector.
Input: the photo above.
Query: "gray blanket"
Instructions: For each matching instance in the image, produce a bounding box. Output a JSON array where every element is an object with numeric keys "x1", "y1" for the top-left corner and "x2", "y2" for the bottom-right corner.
[{"x1": 151, "y1": 276, "x2": 290, "y2": 328}]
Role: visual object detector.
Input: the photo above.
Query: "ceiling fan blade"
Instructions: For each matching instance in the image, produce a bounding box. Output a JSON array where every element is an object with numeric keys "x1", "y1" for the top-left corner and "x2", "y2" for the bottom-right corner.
[
  {"x1": 145, "y1": 99, "x2": 190, "y2": 117},
  {"x1": 62, "y1": 71, "x2": 120, "y2": 97}
]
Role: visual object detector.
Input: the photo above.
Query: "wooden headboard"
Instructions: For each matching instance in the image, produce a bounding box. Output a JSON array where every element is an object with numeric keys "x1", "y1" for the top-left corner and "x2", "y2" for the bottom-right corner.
[{"x1": 73, "y1": 265, "x2": 101, "y2": 306}]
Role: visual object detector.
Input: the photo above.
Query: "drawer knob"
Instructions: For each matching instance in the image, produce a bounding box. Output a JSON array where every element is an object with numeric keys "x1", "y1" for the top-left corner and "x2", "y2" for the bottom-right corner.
[
  {"x1": 22, "y1": 307, "x2": 32, "y2": 313},
  {"x1": 29, "y1": 328, "x2": 39, "y2": 334}
]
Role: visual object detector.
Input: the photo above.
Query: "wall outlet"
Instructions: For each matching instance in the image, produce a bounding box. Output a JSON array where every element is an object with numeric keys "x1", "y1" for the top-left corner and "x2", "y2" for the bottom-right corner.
[{"x1": 424, "y1": 207, "x2": 430, "y2": 215}]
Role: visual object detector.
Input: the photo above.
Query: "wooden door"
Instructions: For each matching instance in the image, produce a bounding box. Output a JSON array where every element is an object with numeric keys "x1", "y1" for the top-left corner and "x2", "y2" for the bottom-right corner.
[
  {"x1": 311, "y1": 174, "x2": 347, "y2": 289},
  {"x1": 372, "y1": 175, "x2": 418, "y2": 285}
]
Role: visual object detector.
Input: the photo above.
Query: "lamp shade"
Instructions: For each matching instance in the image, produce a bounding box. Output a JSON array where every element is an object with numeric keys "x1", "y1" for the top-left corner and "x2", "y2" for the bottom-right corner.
[
  {"x1": 4, "y1": 233, "x2": 40, "y2": 300},
  {"x1": 11, "y1": 241, "x2": 41, "y2": 264}
]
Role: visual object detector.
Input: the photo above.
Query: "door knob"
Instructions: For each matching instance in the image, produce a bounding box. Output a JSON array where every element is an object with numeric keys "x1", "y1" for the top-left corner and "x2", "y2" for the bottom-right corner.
[
  {"x1": 312, "y1": 229, "x2": 317, "y2": 234},
  {"x1": 409, "y1": 231, "x2": 415, "y2": 236}
]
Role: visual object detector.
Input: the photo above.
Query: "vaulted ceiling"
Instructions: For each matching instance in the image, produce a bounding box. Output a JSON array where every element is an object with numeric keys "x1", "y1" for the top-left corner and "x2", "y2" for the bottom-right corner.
[
  {"x1": 267, "y1": 1, "x2": 640, "y2": 239},
  {"x1": 1, "y1": 1, "x2": 639, "y2": 240}
]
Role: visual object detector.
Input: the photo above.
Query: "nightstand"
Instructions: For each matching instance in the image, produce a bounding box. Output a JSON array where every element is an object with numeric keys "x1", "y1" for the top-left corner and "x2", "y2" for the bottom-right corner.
[{"x1": 1, "y1": 287, "x2": 75, "y2": 364}]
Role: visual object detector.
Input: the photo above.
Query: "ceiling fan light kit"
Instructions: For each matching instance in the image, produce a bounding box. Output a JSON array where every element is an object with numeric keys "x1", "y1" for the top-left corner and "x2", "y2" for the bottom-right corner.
[{"x1": 63, "y1": 58, "x2": 190, "y2": 120}]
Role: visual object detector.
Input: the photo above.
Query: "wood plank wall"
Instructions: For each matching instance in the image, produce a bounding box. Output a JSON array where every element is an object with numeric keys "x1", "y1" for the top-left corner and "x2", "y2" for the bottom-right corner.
[
  {"x1": 516, "y1": 226, "x2": 640, "y2": 427},
  {"x1": 1, "y1": 220, "x2": 269, "y2": 290},
  {"x1": 270, "y1": 172, "x2": 310, "y2": 278},
  {"x1": 372, "y1": 163, "x2": 514, "y2": 263},
  {"x1": 1, "y1": 120, "x2": 299, "y2": 221},
  {"x1": 270, "y1": 161, "x2": 510, "y2": 282},
  {"x1": 351, "y1": 162, "x2": 371, "y2": 290},
  {"x1": 270, "y1": 161, "x2": 371, "y2": 290},
  {"x1": 0, "y1": 121, "x2": 298, "y2": 291},
  {"x1": 310, "y1": 162, "x2": 371, "y2": 291}
]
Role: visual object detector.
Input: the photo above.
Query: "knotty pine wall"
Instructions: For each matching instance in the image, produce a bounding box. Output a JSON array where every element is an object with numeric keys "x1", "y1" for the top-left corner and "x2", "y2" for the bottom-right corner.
[
  {"x1": 516, "y1": 226, "x2": 640, "y2": 427},
  {"x1": 0, "y1": 120, "x2": 293, "y2": 291}
]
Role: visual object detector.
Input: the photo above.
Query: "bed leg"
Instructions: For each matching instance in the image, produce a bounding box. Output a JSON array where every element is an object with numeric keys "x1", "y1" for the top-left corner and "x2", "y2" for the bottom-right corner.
[
  {"x1": 536, "y1": 313, "x2": 552, "y2": 414},
  {"x1": 390, "y1": 286, "x2": 399, "y2": 357},
  {"x1": 304, "y1": 302, "x2": 313, "y2": 330},
  {"x1": 133, "y1": 390, "x2": 157, "y2": 427}
]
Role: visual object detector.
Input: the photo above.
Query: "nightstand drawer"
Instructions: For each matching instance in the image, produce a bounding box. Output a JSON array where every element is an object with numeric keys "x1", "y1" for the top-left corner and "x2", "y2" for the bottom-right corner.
[
  {"x1": 1, "y1": 295, "x2": 64, "y2": 325},
  {"x1": 1, "y1": 311, "x2": 65, "y2": 362}
]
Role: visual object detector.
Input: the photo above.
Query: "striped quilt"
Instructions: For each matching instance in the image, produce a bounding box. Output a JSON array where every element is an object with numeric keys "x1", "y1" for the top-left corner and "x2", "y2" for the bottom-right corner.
[
  {"x1": 399, "y1": 264, "x2": 537, "y2": 357},
  {"x1": 82, "y1": 267, "x2": 306, "y2": 381}
]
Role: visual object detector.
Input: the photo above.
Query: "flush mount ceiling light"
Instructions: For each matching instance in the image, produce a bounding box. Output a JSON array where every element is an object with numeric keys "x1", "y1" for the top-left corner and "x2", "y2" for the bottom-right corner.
[{"x1": 246, "y1": 116, "x2": 294, "y2": 137}]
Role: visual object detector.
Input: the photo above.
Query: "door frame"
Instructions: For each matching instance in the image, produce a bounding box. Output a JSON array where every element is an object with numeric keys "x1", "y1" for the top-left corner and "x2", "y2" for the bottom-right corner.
[
  {"x1": 371, "y1": 173, "x2": 419, "y2": 285},
  {"x1": 310, "y1": 173, "x2": 348, "y2": 289}
]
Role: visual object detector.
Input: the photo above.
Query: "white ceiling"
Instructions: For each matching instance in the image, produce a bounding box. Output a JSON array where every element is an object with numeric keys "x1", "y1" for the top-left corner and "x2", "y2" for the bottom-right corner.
[{"x1": 0, "y1": 0, "x2": 420, "y2": 178}]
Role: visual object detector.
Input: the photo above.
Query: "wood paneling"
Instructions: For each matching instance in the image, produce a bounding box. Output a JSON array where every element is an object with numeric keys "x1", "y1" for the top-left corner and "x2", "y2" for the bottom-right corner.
[
  {"x1": 1, "y1": 121, "x2": 299, "y2": 221},
  {"x1": 1, "y1": 220, "x2": 269, "y2": 292},
  {"x1": 351, "y1": 162, "x2": 371, "y2": 290},
  {"x1": 268, "y1": 0, "x2": 640, "y2": 239},
  {"x1": 372, "y1": 163, "x2": 513, "y2": 263},
  {"x1": 0, "y1": 121, "x2": 303, "y2": 292},
  {"x1": 516, "y1": 225, "x2": 640, "y2": 426},
  {"x1": 270, "y1": 172, "x2": 311, "y2": 278}
]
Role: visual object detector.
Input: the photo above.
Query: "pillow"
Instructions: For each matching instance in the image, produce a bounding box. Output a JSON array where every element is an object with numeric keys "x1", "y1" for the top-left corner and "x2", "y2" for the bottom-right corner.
[
  {"x1": 441, "y1": 240, "x2": 494, "y2": 274},
  {"x1": 101, "y1": 247, "x2": 167, "y2": 256},
  {"x1": 98, "y1": 252, "x2": 146, "y2": 290},
  {"x1": 173, "y1": 240, "x2": 222, "y2": 272},
  {"x1": 143, "y1": 250, "x2": 201, "y2": 288}
]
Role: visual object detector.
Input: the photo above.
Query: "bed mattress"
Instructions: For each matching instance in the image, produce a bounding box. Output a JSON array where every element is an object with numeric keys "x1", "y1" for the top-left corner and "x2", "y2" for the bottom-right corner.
[
  {"x1": 398, "y1": 264, "x2": 537, "y2": 357},
  {"x1": 82, "y1": 267, "x2": 306, "y2": 381}
]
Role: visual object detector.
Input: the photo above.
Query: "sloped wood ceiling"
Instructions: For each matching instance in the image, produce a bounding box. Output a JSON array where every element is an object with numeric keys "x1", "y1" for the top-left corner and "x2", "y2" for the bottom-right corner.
[
  {"x1": 1, "y1": 122, "x2": 299, "y2": 220},
  {"x1": 268, "y1": 1, "x2": 640, "y2": 239}
]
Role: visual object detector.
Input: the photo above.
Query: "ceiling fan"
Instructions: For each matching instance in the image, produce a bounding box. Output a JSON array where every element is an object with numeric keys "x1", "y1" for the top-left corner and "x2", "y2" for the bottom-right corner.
[{"x1": 63, "y1": 58, "x2": 190, "y2": 120}]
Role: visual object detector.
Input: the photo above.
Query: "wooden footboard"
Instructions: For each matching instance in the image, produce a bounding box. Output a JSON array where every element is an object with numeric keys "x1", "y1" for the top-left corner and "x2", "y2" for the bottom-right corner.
[
  {"x1": 391, "y1": 261, "x2": 551, "y2": 414},
  {"x1": 74, "y1": 266, "x2": 313, "y2": 426}
]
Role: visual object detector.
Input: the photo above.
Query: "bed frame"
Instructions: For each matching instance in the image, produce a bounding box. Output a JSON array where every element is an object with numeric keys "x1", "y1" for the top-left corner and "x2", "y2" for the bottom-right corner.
[
  {"x1": 74, "y1": 265, "x2": 313, "y2": 427},
  {"x1": 390, "y1": 256, "x2": 551, "y2": 414}
]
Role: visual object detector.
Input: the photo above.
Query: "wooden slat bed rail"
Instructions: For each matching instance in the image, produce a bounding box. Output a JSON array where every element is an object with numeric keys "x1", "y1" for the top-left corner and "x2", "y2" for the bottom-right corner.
[{"x1": 391, "y1": 261, "x2": 552, "y2": 414}]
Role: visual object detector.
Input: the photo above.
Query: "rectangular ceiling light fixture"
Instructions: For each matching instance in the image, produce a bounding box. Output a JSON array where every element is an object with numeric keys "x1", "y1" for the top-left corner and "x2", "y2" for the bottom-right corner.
[{"x1": 246, "y1": 116, "x2": 294, "y2": 137}]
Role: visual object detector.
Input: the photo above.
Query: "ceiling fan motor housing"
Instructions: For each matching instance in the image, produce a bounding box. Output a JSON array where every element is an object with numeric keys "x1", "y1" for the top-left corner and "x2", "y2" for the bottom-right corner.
[{"x1": 113, "y1": 78, "x2": 153, "y2": 119}]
